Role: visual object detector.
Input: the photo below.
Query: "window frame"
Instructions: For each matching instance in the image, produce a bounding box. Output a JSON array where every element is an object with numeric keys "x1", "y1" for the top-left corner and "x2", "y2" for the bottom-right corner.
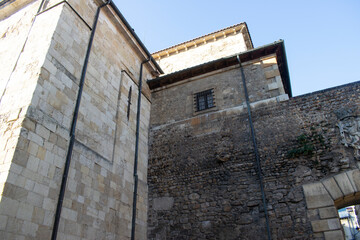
[{"x1": 194, "y1": 88, "x2": 216, "y2": 112}]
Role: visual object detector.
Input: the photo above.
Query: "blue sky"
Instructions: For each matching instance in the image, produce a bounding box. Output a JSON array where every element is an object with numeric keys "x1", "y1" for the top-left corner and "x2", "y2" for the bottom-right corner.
[{"x1": 114, "y1": 0, "x2": 360, "y2": 96}]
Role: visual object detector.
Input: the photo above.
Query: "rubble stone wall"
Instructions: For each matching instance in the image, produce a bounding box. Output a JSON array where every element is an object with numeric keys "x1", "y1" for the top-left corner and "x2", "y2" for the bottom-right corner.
[{"x1": 148, "y1": 81, "x2": 360, "y2": 240}]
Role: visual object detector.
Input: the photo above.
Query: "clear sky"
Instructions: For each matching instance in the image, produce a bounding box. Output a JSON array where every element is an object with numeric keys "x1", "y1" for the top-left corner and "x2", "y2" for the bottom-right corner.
[{"x1": 113, "y1": 0, "x2": 360, "y2": 96}]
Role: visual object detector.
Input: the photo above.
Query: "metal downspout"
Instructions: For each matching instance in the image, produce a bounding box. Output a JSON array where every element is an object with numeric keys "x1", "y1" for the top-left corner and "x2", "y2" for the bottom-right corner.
[
  {"x1": 131, "y1": 58, "x2": 150, "y2": 240},
  {"x1": 51, "y1": 1, "x2": 111, "y2": 239},
  {"x1": 237, "y1": 55, "x2": 272, "y2": 240}
]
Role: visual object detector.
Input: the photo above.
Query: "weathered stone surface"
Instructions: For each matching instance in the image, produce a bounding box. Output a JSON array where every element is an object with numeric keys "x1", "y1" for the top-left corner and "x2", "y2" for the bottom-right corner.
[
  {"x1": 189, "y1": 193, "x2": 200, "y2": 200},
  {"x1": 201, "y1": 220, "x2": 211, "y2": 230},
  {"x1": 311, "y1": 219, "x2": 341, "y2": 232},
  {"x1": 303, "y1": 183, "x2": 334, "y2": 209},
  {"x1": 319, "y1": 207, "x2": 338, "y2": 219},
  {"x1": 2, "y1": 0, "x2": 360, "y2": 239},
  {"x1": 148, "y1": 74, "x2": 360, "y2": 239},
  {"x1": 346, "y1": 169, "x2": 360, "y2": 192},
  {"x1": 154, "y1": 23, "x2": 251, "y2": 74},
  {"x1": 153, "y1": 197, "x2": 174, "y2": 211},
  {"x1": 334, "y1": 172, "x2": 355, "y2": 196},
  {"x1": 324, "y1": 230, "x2": 344, "y2": 240},
  {"x1": 0, "y1": 0, "x2": 156, "y2": 239},
  {"x1": 322, "y1": 177, "x2": 343, "y2": 201},
  {"x1": 151, "y1": 55, "x2": 284, "y2": 127}
]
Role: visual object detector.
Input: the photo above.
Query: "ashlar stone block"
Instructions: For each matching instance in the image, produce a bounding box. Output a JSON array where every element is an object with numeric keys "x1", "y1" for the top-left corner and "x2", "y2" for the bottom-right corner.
[
  {"x1": 334, "y1": 173, "x2": 355, "y2": 196},
  {"x1": 311, "y1": 218, "x2": 341, "y2": 232},
  {"x1": 0, "y1": 215, "x2": 8, "y2": 230},
  {"x1": 319, "y1": 207, "x2": 338, "y2": 219},
  {"x1": 303, "y1": 182, "x2": 334, "y2": 209},
  {"x1": 16, "y1": 203, "x2": 34, "y2": 221},
  {"x1": 21, "y1": 220, "x2": 38, "y2": 237},
  {"x1": 265, "y1": 69, "x2": 280, "y2": 79},
  {"x1": 322, "y1": 177, "x2": 343, "y2": 201},
  {"x1": 346, "y1": 169, "x2": 360, "y2": 193},
  {"x1": 324, "y1": 230, "x2": 344, "y2": 240},
  {"x1": 0, "y1": 197, "x2": 19, "y2": 217}
]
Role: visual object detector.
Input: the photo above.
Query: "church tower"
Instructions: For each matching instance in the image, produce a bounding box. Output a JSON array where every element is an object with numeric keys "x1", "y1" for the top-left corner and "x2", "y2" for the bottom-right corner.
[{"x1": 0, "y1": 0, "x2": 161, "y2": 239}]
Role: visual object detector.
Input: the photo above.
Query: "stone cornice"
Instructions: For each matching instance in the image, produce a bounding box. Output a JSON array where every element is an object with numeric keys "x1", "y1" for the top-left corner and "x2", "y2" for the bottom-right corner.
[{"x1": 152, "y1": 22, "x2": 253, "y2": 60}]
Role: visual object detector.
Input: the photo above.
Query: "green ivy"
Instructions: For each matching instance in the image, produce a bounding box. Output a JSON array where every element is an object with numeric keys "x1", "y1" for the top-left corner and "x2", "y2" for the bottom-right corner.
[{"x1": 287, "y1": 127, "x2": 327, "y2": 158}]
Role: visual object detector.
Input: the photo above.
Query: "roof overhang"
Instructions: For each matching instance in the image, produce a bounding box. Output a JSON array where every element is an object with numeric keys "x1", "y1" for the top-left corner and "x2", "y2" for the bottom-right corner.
[{"x1": 148, "y1": 40, "x2": 292, "y2": 97}]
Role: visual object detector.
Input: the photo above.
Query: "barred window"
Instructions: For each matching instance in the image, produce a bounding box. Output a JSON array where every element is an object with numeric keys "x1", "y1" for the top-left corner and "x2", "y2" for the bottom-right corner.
[{"x1": 194, "y1": 89, "x2": 215, "y2": 112}]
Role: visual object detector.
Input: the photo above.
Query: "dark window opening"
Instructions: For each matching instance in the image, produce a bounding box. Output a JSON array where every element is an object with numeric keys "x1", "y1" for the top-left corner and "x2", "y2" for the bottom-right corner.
[
  {"x1": 195, "y1": 89, "x2": 215, "y2": 112},
  {"x1": 127, "y1": 86, "x2": 132, "y2": 120}
]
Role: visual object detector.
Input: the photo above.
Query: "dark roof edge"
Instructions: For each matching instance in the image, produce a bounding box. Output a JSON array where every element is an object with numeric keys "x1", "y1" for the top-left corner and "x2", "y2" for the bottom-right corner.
[
  {"x1": 243, "y1": 22, "x2": 254, "y2": 49},
  {"x1": 277, "y1": 40, "x2": 292, "y2": 97},
  {"x1": 109, "y1": 1, "x2": 164, "y2": 74},
  {"x1": 148, "y1": 40, "x2": 292, "y2": 97},
  {"x1": 0, "y1": 0, "x2": 13, "y2": 8}
]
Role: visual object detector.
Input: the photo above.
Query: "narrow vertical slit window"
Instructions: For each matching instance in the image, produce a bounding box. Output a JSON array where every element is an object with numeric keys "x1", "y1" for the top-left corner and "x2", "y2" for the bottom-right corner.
[
  {"x1": 194, "y1": 89, "x2": 215, "y2": 112},
  {"x1": 127, "y1": 86, "x2": 132, "y2": 120}
]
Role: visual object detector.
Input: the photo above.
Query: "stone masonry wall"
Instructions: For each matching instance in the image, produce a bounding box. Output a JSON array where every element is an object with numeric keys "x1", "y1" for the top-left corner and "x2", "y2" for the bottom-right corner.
[
  {"x1": 151, "y1": 54, "x2": 287, "y2": 127},
  {"x1": 154, "y1": 29, "x2": 249, "y2": 74},
  {"x1": 0, "y1": 0, "x2": 40, "y2": 98},
  {"x1": 0, "y1": 0, "x2": 153, "y2": 239},
  {"x1": 0, "y1": 2, "x2": 64, "y2": 238},
  {"x1": 148, "y1": 81, "x2": 360, "y2": 239}
]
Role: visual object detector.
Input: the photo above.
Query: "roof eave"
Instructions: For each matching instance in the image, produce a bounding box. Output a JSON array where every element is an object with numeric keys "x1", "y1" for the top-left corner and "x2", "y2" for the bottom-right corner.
[{"x1": 148, "y1": 40, "x2": 292, "y2": 97}]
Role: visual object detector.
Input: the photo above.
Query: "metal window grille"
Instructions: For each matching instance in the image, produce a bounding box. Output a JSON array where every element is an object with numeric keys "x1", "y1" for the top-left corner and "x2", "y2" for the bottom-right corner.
[{"x1": 195, "y1": 89, "x2": 215, "y2": 112}]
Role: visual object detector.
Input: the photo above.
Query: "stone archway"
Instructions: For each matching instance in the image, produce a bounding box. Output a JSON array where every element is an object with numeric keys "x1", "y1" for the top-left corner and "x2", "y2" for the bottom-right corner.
[{"x1": 303, "y1": 169, "x2": 360, "y2": 239}]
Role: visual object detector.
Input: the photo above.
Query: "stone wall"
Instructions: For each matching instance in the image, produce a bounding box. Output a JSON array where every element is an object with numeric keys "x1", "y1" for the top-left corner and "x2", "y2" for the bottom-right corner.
[
  {"x1": 153, "y1": 23, "x2": 251, "y2": 74},
  {"x1": 151, "y1": 54, "x2": 287, "y2": 127},
  {"x1": 0, "y1": 0, "x2": 40, "y2": 97},
  {"x1": 0, "y1": 2, "x2": 64, "y2": 238},
  {"x1": 148, "y1": 81, "x2": 360, "y2": 239},
  {"x1": 0, "y1": 0, "x2": 154, "y2": 239}
]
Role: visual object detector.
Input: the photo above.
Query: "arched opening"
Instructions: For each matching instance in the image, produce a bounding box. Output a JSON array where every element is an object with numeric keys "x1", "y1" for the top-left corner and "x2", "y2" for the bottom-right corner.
[
  {"x1": 338, "y1": 205, "x2": 360, "y2": 240},
  {"x1": 335, "y1": 193, "x2": 360, "y2": 239},
  {"x1": 336, "y1": 195, "x2": 360, "y2": 240},
  {"x1": 303, "y1": 169, "x2": 360, "y2": 239}
]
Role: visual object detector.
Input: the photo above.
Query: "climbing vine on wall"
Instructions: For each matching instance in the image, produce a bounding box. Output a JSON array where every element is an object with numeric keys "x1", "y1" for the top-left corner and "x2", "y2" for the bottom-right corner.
[{"x1": 287, "y1": 127, "x2": 329, "y2": 158}]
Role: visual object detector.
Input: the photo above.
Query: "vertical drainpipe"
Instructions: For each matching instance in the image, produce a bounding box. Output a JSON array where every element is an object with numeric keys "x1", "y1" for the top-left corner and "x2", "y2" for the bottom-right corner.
[
  {"x1": 236, "y1": 55, "x2": 272, "y2": 240},
  {"x1": 131, "y1": 58, "x2": 150, "y2": 240},
  {"x1": 51, "y1": 1, "x2": 111, "y2": 239}
]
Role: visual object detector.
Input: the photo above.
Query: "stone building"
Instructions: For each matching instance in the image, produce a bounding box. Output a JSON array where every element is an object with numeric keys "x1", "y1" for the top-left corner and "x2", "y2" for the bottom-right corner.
[
  {"x1": 0, "y1": 0, "x2": 162, "y2": 239},
  {"x1": 146, "y1": 21, "x2": 360, "y2": 240},
  {"x1": 1, "y1": 0, "x2": 360, "y2": 240}
]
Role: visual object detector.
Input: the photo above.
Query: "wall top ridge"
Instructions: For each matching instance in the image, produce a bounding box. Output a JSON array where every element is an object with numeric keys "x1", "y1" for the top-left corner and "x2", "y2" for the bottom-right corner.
[{"x1": 152, "y1": 22, "x2": 253, "y2": 60}]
